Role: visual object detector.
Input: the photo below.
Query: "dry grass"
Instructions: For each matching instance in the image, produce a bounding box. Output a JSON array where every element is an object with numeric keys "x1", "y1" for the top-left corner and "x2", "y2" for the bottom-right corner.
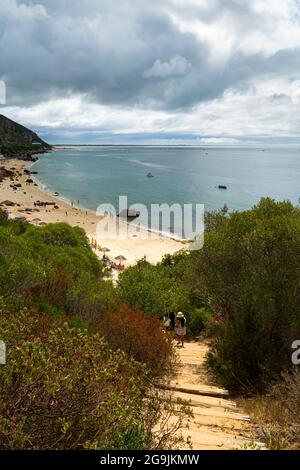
[{"x1": 241, "y1": 370, "x2": 300, "y2": 450}]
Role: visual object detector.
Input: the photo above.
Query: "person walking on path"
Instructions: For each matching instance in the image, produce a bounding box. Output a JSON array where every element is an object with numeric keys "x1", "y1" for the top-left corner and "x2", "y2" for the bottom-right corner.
[
  {"x1": 168, "y1": 311, "x2": 175, "y2": 331},
  {"x1": 175, "y1": 312, "x2": 186, "y2": 347}
]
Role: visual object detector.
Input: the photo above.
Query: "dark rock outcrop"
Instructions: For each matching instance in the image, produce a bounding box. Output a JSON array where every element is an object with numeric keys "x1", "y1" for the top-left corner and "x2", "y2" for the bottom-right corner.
[
  {"x1": 0, "y1": 114, "x2": 52, "y2": 160},
  {"x1": 0, "y1": 166, "x2": 15, "y2": 182}
]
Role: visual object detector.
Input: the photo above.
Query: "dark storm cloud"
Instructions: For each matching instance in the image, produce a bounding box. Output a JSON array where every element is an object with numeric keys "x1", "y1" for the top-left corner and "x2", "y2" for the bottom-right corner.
[{"x1": 0, "y1": 0, "x2": 299, "y2": 111}]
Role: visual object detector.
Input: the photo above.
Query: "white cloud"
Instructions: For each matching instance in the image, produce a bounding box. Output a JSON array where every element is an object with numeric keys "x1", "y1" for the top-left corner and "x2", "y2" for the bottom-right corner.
[
  {"x1": 197, "y1": 137, "x2": 240, "y2": 145},
  {"x1": 5, "y1": 73, "x2": 300, "y2": 143}
]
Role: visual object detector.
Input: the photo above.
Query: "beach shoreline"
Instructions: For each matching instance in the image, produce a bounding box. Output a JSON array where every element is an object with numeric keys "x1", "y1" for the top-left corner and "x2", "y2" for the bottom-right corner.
[
  {"x1": 0, "y1": 157, "x2": 183, "y2": 267},
  {"x1": 28, "y1": 157, "x2": 183, "y2": 243}
]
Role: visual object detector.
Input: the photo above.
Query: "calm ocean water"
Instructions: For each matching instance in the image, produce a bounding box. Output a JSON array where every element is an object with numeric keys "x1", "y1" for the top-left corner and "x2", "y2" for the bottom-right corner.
[{"x1": 33, "y1": 145, "x2": 300, "y2": 235}]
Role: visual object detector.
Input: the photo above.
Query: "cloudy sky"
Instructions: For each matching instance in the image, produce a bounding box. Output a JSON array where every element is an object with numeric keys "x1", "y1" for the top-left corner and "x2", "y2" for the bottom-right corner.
[{"x1": 1, "y1": 0, "x2": 300, "y2": 144}]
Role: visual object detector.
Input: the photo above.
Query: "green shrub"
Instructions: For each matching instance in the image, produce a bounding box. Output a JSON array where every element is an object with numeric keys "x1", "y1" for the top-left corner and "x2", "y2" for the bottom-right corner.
[
  {"x1": 187, "y1": 307, "x2": 213, "y2": 337},
  {"x1": 39, "y1": 223, "x2": 89, "y2": 248},
  {"x1": 0, "y1": 309, "x2": 183, "y2": 450},
  {"x1": 35, "y1": 298, "x2": 63, "y2": 319},
  {"x1": 0, "y1": 208, "x2": 8, "y2": 227},
  {"x1": 0, "y1": 221, "x2": 108, "y2": 316},
  {"x1": 194, "y1": 198, "x2": 300, "y2": 393},
  {"x1": 118, "y1": 258, "x2": 191, "y2": 317}
]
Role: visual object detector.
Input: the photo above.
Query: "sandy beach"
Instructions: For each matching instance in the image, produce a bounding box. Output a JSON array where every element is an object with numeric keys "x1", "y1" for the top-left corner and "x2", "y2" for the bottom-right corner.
[{"x1": 0, "y1": 158, "x2": 183, "y2": 268}]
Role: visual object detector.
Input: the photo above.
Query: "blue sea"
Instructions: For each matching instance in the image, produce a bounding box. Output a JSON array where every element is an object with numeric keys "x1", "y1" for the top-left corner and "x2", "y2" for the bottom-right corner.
[{"x1": 33, "y1": 145, "x2": 300, "y2": 236}]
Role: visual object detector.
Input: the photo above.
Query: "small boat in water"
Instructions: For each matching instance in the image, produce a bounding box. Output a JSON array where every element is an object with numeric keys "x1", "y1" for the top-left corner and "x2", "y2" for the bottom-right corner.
[
  {"x1": 117, "y1": 209, "x2": 140, "y2": 220},
  {"x1": 147, "y1": 172, "x2": 154, "y2": 178},
  {"x1": 218, "y1": 185, "x2": 227, "y2": 190}
]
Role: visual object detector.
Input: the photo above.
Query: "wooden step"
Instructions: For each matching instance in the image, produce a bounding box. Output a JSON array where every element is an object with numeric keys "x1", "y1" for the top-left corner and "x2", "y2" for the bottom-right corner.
[{"x1": 158, "y1": 381, "x2": 229, "y2": 399}]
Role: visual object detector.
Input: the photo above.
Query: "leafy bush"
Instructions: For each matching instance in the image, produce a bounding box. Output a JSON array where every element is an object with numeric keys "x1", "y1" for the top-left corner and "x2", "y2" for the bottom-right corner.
[
  {"x1": 95, "y1": 303, "x2": 174, "y2": 377},
  {"x1": 0, "y1": 309, "x2": 184, "y2": 450},
  {"x1": 0, "y1": 143, "x2": 44, "y2": 157},
  {"x1": 0, "y1": 208, "x2": 8, "y2": 227},
  {"x1": 118, "y1": 258, "x2": 191, "y2": 317},
  {"x1": 39, "y1": 223, "x2": 89, "y2": 248},
  {"x1": 0, "y1": 221, "x2": 111, "y2": 316},
  {"x1": 187, "y1": 307, "x2": 213, "y2": 337},
  {"x1": 194, "y1": 198, "x2": 300, "y2": 393},
  {"x1": 204, "y1": 204, "x2": 229, "y2": 233}
]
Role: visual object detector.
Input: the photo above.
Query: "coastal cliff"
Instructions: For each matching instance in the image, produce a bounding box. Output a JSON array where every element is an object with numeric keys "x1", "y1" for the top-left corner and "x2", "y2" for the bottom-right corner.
[{"x1": 0, "y1": 114, "x2": 51, "y2": 160}]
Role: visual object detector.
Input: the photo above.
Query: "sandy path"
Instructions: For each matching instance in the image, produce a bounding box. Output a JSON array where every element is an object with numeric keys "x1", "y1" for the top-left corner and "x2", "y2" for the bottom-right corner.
[{"x1": 164, "y1": 341, "x2": 265, "y2": 450}]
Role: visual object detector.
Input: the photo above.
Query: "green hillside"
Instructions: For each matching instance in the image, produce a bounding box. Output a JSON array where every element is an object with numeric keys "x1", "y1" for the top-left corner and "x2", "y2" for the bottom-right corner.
[{"x1": 0, "y1": 114, "x2": 51, "y2": 159}]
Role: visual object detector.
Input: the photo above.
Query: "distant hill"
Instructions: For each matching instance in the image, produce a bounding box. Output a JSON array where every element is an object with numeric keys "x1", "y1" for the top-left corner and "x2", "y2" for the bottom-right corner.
[{"x1": 0, "y1": 114, "x2": 51, "y2": 160}]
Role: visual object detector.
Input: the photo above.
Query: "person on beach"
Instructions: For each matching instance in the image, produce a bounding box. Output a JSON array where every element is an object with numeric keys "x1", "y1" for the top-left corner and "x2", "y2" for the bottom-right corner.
[
  {"x1": 168, "y1": 311, "x2": 175, "y2": 331},
  {"x1": 175, "y1": 312, "x2": 186, "y2": 347},
  {"x1": 162, "y1": 310, "x2": 175, "y2": 331},
  {"x1": 163, "y1": 315, "x2": 170, "y2": 329}
]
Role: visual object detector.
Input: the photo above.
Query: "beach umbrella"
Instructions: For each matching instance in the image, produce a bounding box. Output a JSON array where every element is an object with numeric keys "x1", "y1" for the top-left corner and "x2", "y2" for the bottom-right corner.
[
  {"x1": 39, "y1": 222, "x2": 47, "y2": 226},
  {"x1": 115, "y1": 255, "x2": 127, "y2": 261},
  {"x1": 32, "y1": 218, "x2": 41, "y2": 223},
  {"x1": 101, "y1": 247, "x2": 110, "y2": 253}
]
